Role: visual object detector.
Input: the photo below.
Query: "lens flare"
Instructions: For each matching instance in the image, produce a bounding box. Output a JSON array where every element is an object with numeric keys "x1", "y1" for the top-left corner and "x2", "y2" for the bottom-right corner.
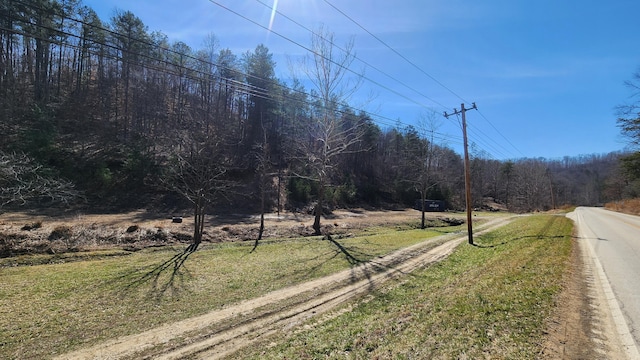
[{"x1": 268, "y1": 0, "x2": 279, "y2": 31}]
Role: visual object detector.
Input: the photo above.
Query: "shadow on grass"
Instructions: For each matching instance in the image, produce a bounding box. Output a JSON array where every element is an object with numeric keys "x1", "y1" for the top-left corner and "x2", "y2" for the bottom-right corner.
[
  {"x1": 323, "y1": 233, "x2": 404, "y2": 290},
  {"x1": 245, "y1": 232, "x2": 390, "y2": 291},
  {"x1": 471, "y1": 235, "x2": 567, "y2": 248},
  {"x1": 472, "y1": 216, "x2": 568, "y2": 248},
  {"x1": 113, "y1": 244, "x2": 199, "y2": 300},
  {"x1": 324, "y1": 234, "x2": 370, "y2": 266}
]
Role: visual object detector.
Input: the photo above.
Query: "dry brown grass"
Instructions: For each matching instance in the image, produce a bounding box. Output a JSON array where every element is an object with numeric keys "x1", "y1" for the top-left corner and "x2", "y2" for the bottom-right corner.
[
  {"x1": 0, "y1": 209, "x2": 471, "y2": 261},
  {"x1": 605, "y1": 198, "x2": 640, "y2": 215},
  {"x1": 0, "y1": 221, "x2": 190, "y2": 260}
]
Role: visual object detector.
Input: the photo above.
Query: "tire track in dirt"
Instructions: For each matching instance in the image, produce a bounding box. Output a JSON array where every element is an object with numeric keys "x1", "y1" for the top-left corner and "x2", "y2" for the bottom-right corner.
[{"x1": 56, "y1": 217, "x2": 514, "y2": 360}]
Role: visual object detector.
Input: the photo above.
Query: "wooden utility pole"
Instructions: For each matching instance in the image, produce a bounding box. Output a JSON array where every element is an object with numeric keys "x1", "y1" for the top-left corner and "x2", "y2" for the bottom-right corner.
[{"x1": 444, "y1": 103, "x2": 477, "y2": 245}]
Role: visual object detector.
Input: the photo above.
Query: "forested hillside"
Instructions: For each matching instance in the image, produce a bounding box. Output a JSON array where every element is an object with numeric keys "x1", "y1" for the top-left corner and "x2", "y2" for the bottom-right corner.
[{"x1": 0, "y1": 0, "x2": 634, "y2": 215}]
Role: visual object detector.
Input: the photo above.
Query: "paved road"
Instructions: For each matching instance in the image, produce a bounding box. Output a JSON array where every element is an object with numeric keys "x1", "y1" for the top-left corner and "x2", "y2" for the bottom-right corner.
[{"x1": 569, "y1": 207, "x2": 640, "y2": 359}]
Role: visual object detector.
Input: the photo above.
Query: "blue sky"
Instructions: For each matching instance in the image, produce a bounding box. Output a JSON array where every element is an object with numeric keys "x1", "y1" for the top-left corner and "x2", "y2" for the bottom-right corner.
[{"x1": 83, "y1": 0, "x2": 640, "y2": 160}]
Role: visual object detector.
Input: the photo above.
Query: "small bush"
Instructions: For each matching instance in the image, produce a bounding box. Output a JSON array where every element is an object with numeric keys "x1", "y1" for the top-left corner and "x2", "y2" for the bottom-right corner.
[
  {"x1": 288, "y1": 177, "x2": 312, "y2": 204},
  {"x1": 172, "y1": 232, "x2": 192, "y2": 243},
  {"x1": 49, "y1": 225, "x2": 73, "y2": 241},
  {"x1": 150, "y1": 229, "x2": 168, "y2": 242},
  {"x1": 21, "y1": 222, "x2": 43, "y2": 231}
]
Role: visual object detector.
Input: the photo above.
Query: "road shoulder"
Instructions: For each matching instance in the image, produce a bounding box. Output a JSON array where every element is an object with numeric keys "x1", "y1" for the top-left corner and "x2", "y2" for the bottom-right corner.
[
  {"x1": 544, "y1": 211, "x2": 632, "y2": 359},
  {"x1": 539, "y1": 233, "x2": 620, "y2": 359}
]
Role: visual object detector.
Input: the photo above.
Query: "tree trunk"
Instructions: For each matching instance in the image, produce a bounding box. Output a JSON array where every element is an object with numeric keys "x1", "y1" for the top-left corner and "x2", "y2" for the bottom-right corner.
[
  {"x1": 313, "y1": 180, "x2": 324, "y2": 235},
  {"x1": 258, "y1": 213, "x2": 265, "y2": 240},
  {"x1": 254, "y1": 183, "x2": 265, "y2": 251},
  {"x1": 251, "y1": 212, "x2": 264, "y2": 253},
  {"x1": 190, "y1": 194, "x2": 205, "y2": 252},
  {"x1": 420, "y1": 190, "x2": 426, "y2": 229}
]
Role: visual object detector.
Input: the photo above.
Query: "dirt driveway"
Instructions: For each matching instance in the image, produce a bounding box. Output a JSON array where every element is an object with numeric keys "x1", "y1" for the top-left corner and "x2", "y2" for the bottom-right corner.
[
  {"x1": 53, "y1": 215, "x2": 511, "y2": 359},
  {"x1": 3, "y1": 209, "x2": 624, "y2": 359}
]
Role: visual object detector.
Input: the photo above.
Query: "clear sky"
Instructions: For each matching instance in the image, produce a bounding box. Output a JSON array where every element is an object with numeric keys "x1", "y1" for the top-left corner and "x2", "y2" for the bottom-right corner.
[{"x1": 83, "y1": 0, "x2": 640, "y2": 160}]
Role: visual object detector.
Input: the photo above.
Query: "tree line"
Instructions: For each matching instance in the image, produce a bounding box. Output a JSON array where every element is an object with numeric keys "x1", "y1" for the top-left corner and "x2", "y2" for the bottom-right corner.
[{"x1": 0, "y1": 0, "x2": 636, "y2": 232}]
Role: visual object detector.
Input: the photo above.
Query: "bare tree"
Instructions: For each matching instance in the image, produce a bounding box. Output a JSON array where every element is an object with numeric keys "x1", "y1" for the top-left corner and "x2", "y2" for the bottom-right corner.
[
  {"x1": 616, "y1": 70, "x2": 640, "y2": 148},
  {"x1": 163, "y1": 138, "x2": 233, "y2": 252},
  {"x1": 512, "y1": 159, "x2": 548, "y2": 212},
  {"x1": 501, "y1": 161, "x2": 515, "y2": 209},
  {"x1": 251, "y1": 120, "x2": 275, "y2": 252},
  {"x1": 616, "y1": 70, "x2": 640, "y2": 199},
  {"x1": 0, "y1": 151, "x2": 80, "y2": 208},
  {"x1": 294, "y1": 26, "x2": 364, "y2": 235},
  {"x1": 407, "y1": 111, "x2": 442, "y2": 229}
]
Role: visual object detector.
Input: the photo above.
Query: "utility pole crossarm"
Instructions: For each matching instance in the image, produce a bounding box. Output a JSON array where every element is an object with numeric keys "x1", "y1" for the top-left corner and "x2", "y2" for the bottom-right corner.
[
  {"x1": 443, "y1": 102, "x2": 477, "y2": 118},
  {"x1": 444, "y1": 102, "x2": 477, "y2": 245}
]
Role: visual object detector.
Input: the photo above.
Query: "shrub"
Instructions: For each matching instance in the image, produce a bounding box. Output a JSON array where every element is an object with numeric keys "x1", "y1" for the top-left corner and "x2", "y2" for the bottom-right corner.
[
  {"x1": 288, "y1": 177, "x2": 312, "y2": 204},
  {"x1": 49, "y1": 225, "x2": 73, "y2": 241},
  {"x1": 21, "y1": 221, "x2": 43, "y2": 231},
  {"x1": 605, "y1": 198, "x2": 640, "y2": 215}
]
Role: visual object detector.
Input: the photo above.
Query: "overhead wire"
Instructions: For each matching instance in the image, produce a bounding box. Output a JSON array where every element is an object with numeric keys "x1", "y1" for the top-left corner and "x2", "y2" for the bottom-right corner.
[
  {"x1": 207, "y1": 0, "x2": 466, "y2": 145},
  {"x1": 477, "y1": 110, "x2": 525, "y2": 158},
  {"x1": 206, "y1": 0, "x2": 446, "y2": 117},
  {"x1": 322, "y1": 0, "x2": 525, "y2": 159},
  {"x1": 252, "y1": 0, "x2": 449, "y2": 111},
  {"x1": 36, "y1": 0, "x2": 516, "y2": 157},
  {"x1": 251, "y1": 0, "x2": 467, "y2": 146},
  {"x1": 450, "y1": 113, "x2": 501, "y2": 160},
  {"x1": 8, "y1": 0, "x2": 467, "y2": 147},
  {"x1": 323, "y1": 0, "x2": 468, "y2": 104},
  {"x1": 5, "y1": 2, "x2": 465, "y2": 147},
  {"x1": 467, "y1": 123, "x2": 512, "y2": 159}
]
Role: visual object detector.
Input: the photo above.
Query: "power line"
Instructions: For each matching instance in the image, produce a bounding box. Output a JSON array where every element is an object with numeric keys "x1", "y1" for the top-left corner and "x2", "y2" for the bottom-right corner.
[
  {"x1": 205, "y1": 0, "x2": 472, "y2": 145},
  {"x1": 206, "y1": 0, "x2": 472, "y2": 146},
  {"x1": 216, "y1": 1, "x2": 512, "y2": 157},
  {"x1": 467, "y1": 124, "x2": 512, "y2": 159},
  {"x1": 251, "y1": 0, "x2": 469, "y2": 147},
  {"x1": 5, "y1": 3, "x2": 465, "y2": 147},
  {"x1": 322, "y1": 0, "x2": 526, "y2": 159},
  {"x1": 476, "y1": 110, "x2": 525, "y2": 158},
  {"x1": 8, "y1": 0, "x2": 468, "y2": 148},
  {"x1": 253, "y1": 0, "x2": 449, "y2": 111},
  {"x1": 323, "y1": 0, "x2": 468, "y2": 104},
  {"x1": 252, "y1": 0, "x2": 472, "y2": 148},
  {"x1": 206, "y1": 0, "x2": 444, "y2": 116}
]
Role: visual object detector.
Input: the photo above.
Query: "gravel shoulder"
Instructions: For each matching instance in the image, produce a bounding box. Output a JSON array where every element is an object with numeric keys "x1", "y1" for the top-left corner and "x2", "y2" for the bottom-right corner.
[{"x1": 539, "y1": 213, "x2": 629, "y2": 359}]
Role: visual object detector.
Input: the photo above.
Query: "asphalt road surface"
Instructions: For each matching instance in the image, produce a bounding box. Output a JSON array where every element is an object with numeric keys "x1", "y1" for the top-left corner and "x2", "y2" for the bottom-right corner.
[{"x1": 569, "y1": 207, "x2": 640, "y2": 359}]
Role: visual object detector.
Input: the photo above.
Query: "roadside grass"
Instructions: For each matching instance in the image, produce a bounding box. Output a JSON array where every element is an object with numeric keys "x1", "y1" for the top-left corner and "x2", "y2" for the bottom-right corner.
[
  {"x1": 231, "y1": 214, "x2": 573, "y2": 359},
  {"x1": 0, "y1": 222, "x2": 465, "y2": 359}
]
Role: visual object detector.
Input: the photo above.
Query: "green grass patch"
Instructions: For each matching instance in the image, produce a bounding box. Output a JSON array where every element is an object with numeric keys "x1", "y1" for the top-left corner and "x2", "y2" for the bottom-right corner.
[
  {"x1": 231, "y1": 215, "x2": 573, "y2": 359},
  {"x1": 0, "y1": 249, "x2": 133, "y2": 267},
  {"x1": 0, "y1": 223, "x2": 463, "y2": 359}
]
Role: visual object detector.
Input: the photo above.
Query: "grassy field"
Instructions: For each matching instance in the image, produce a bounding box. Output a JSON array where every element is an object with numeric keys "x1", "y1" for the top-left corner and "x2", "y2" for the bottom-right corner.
[
  {"x1": 230, "y1": 215, "x2": 573, "y2": 359},
  {"x1": 0, "y1": 222, "x2": 464, "y2": 359}
]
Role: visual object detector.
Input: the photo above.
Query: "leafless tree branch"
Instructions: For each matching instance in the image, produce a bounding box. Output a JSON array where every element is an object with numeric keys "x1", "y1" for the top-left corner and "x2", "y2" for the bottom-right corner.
[{"x1": 0, "y1": 151, "x2": 80, "y2": 208}]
